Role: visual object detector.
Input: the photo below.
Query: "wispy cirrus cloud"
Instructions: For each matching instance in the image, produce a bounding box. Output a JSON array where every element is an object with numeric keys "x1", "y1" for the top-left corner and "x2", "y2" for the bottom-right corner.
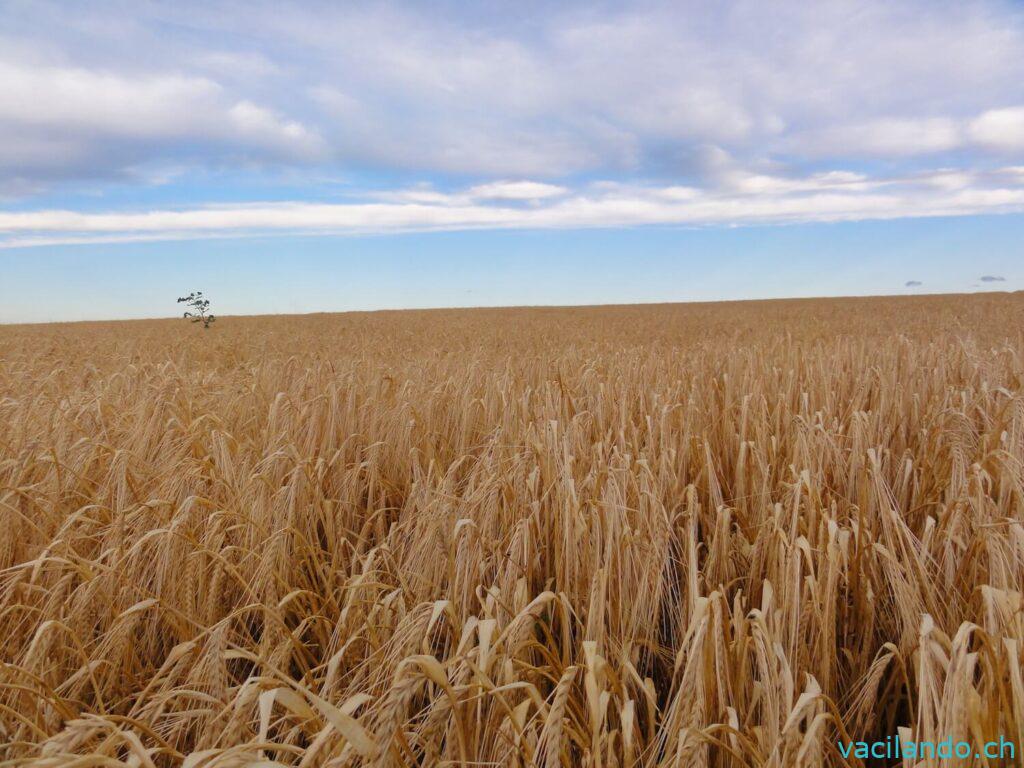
[
  {"x1": 3, "y1": 165, "x2": 1024, "y2": 248},
  {"x1": 468, "y1": 181, "x2": 569, "y2": 201}
]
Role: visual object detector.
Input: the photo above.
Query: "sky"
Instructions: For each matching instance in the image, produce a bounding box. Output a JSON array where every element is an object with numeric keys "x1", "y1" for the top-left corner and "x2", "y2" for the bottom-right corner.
[{"x1": 0, "y1": 0, "x2": 1022, "y2": 322}]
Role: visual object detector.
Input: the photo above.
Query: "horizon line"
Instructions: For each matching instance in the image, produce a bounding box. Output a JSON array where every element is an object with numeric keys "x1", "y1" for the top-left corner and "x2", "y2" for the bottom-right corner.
[{"x1": 2, "y1": 288, "x2": 1019, "y2": 328}]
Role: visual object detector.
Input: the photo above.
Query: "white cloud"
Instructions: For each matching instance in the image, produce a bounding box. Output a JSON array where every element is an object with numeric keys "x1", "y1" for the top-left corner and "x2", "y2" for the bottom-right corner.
[
  {"x1": 723, "y1": 169, "x2": 875, "y2": 195},
  {"x1": 2, "y1": 164, "x2": 1023, "y2": 247},
  {"x1": 370, "y1": 187, "x2": 463, "y2": 205},
  {"x1": 969, "y1": 107, "x2": 1024, "y2": 151},
  {"x1": 803, "y1": 118, "x2": 963, "y2": 156},
  {"x1": 225, "y1": 101, "x2": 323, "y2": 158},
  {"x1": 310, "y1": 85, "x2": 605, "y2": 176},
  {"x1": 370, "y1": 180, "x2": 567, "y2": 205},
  {"x1": 0, "y1": 61, "x2": 223, "y2": 136},
  {"x1": 3, "y1": 0, "x2": 1024, "y2": 196},
  {"x1": 0, "y1": 59, "x2": 326, "y2": 178},
  {"x1": 790, "y1": 107, "x2": 1024, "y2": 159},
  {"x1": 468, "y1": 181, "x2": 568, "y2": 200},
  {"x1": 209, "y1": 0, "x2": 1024, "y2": 174}
]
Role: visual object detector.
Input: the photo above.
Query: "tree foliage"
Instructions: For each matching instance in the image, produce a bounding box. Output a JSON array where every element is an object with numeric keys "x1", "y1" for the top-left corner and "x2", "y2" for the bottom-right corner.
[{"x1": 177, "y1": 291, "x2": 215, "y2": 328}]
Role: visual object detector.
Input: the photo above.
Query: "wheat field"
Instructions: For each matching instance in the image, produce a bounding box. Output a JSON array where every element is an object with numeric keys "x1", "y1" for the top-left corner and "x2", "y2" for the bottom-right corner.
[{"x1": 1, "y1": 294, "x2": 1023, "y2": 767}]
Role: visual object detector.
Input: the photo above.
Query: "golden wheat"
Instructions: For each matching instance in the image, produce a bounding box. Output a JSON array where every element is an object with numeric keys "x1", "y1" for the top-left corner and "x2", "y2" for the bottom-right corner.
[{"x1": 1, "y1": 294, "x2": 1022, "y2": 766}]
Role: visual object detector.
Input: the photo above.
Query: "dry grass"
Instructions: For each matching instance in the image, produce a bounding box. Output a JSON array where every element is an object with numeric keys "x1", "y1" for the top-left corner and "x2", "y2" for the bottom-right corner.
[{"x1": 1, "y1": 293, "x2": 1023, "y2": 767}]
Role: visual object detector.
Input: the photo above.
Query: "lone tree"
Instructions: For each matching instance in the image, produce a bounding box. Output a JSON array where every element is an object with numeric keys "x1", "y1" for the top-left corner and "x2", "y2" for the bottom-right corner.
[{"x1": 177, "y1": 291, "x2": 216, "y2": 328}]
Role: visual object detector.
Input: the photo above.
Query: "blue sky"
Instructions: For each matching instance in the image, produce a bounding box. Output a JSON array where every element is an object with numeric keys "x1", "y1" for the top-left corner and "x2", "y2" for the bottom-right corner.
[{"x1": 1, "y1": 0, "x2": 1022, "y2": 321}]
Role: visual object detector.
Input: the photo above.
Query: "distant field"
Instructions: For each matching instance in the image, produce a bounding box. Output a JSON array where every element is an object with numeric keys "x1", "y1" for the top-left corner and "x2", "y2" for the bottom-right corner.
[{"x1": 2, "y1": 294, "x2": 1023, "y2": 766}]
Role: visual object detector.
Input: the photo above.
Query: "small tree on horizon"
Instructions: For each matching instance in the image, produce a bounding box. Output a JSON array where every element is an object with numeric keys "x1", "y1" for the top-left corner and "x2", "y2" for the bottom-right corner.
[{"x1": 177, "y1": 292, "x2": 216, "y2": 328}]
